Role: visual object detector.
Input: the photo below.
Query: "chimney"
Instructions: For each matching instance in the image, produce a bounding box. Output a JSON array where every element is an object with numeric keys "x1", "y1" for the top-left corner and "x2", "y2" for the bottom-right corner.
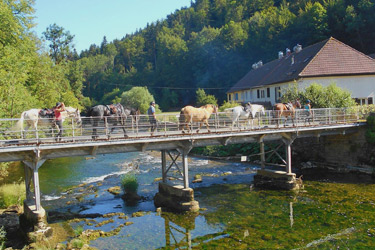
[
  {"x1": 252, "y1": 63, "x2": 258, "y2": 70},
  {"x1": 278, "y1": 51, "x2": 284, "y2": 59},
  {"x1": 293, "y1": 44, "x2": 302, "y2": 53},
  {"x1": 257, "y1": 60, "x2": 263, "y2": 68}
]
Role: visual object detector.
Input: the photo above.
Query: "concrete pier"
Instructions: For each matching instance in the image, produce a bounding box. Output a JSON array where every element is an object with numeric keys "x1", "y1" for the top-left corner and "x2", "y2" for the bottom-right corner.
[
  {"x1": 253, "y1": 169, "x2": 303, "y2": 190},
  {"x1": 154, "y1": 183, "x2": 199, "y2": 212},
  {"x1": 19, "y1": 201, "x2": 52, "y2": 242}
]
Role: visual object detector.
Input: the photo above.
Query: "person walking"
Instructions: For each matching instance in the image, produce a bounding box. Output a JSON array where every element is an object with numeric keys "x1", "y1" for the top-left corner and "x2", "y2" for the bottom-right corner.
[
  {"x1": 304, "y1": 99, "x2": 312, "y2": 124},
  {"x1": 147, "y1": 101, "x2": 157, "y2": 135},
  {"x1": 54, "y1": 102, "x2": 65, "y2": 141}
]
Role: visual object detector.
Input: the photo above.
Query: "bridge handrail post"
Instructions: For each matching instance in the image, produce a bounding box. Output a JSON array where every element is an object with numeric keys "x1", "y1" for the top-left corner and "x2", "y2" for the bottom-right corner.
[
  {"x1": 164, "y1": 114, "x2": 167, "y2": 136},
  {"x1": 104, "y1": 116, "x2": 108, "y2": 137},
  {"x1": 71, "y1": 117, "x2": 75, "y2": 142}
]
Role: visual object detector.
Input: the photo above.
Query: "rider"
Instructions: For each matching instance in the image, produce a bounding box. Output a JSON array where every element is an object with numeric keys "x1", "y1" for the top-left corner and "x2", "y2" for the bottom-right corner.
[
  {"x1": 147, "y1": 101, "x2": 157, "y2": 135},
  {"x1": 54, "y1": 102, "x2": 66, "y2": 141}
]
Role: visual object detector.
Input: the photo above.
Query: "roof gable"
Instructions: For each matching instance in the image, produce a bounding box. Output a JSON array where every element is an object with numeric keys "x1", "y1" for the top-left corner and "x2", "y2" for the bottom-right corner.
[
  {"x1": 228, "y1": 37, "x2": 375, "y2": 93},
  {"x1": 300, "y1": 38, "x2": 375, "y2": 77}
]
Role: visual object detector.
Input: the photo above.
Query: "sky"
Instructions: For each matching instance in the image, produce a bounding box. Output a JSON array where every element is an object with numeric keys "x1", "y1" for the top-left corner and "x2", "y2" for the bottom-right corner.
[{"x1": 33, "y1": 0, "x2": 193, "y2": 53}]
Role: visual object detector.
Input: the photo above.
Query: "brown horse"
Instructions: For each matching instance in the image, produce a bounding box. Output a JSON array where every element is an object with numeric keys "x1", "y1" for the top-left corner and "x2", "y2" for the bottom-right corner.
[
  {"x1": 179, "y1": 104, "x2": 218, "y2": 133},
  {"x1": 273, "y1": 100, "x2": 301, "y2": 127}
]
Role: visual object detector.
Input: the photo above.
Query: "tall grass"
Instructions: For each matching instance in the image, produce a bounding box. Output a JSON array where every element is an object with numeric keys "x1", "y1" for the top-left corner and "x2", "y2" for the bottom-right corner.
[
  {"x1": 121, "y1": 174, "x2": 138, "y2": 193},
  {"x1": 0, "y1": 182, "x2": 25, "y2": 208}
]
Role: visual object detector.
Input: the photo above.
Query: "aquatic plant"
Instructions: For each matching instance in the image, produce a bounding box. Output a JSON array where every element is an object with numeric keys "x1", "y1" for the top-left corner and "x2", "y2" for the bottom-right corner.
[
  {"x1": 0, "y1": 182, "x2": 25, "y2": 208},
  {"x1": 74, "y1": 226, "x2": 84, "y2": 237},
  {"x1": 121, "y1": 174, "x2": 138, "y2": 194}
]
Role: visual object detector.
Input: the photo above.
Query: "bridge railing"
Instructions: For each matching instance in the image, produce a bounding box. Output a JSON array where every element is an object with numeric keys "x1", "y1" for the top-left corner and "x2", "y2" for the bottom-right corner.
[{"x1": 0, "y1": 107, "x2": 369, "y2": 145}]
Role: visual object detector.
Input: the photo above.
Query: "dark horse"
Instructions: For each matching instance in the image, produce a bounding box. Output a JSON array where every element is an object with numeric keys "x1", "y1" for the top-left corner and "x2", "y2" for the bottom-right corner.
[{"x1": 87, "y1": 103, "x2": 138, "y2": 139}]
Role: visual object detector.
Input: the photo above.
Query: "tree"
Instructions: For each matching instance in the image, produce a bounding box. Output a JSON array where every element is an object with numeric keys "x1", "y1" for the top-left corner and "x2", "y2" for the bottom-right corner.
[
  {"x1": 282, "y1": 83, "x2": 356, "y2": 108},
  {"x1": 196, "y1": 88, "x2": 218, "y2": 106},
  {"x1": 43, "y1": 23, "x2": 75, "y2": 63},
  {"x1": 121, "y1": 87, "x2": 160, "y2": 114}
]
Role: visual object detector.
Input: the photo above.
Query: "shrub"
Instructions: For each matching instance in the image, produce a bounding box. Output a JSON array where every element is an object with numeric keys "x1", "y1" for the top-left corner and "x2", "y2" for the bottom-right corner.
[
  {"x1": 121, "y1": 174, "x2": 138, "y2": 194},
  {"x1": 219, "y1": 100, "x2": 239, "y2": 112},
  {"x1": 0, "y1": 182, "x2": 25, "y2": 208}
]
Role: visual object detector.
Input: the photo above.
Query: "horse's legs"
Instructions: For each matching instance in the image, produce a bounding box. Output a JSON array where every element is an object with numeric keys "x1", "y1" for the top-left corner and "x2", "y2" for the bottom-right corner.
[{"x1": 92, "y1": 118, "x2": 99, "y2": 140}]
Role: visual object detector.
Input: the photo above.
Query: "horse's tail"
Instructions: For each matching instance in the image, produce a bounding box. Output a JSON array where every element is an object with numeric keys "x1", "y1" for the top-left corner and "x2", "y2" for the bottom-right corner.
[
  {"x1": 11, "y1": 111, "x2": 26, "y2": 133},
  {"x1": 178, "y1": 109, "x2": 185, "y2": 130}
]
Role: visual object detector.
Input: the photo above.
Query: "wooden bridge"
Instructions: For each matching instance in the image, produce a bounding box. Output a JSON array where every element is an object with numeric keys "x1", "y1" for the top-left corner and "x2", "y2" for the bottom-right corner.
[{"x1": 0, "y1": 108, "x2": 368, "y2": 215}]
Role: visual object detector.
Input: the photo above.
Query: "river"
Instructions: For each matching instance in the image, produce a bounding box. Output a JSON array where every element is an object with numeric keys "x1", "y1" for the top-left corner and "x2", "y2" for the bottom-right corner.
[{"x1": 6, "y1": 151, "x2": 375, "y2": 249}]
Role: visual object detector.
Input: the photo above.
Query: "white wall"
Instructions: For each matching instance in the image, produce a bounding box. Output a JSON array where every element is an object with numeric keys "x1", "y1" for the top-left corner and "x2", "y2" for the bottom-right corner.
[
  {"x1": 239, "y1": 75, "x2": 375, "y2": 105},
  {"x1": 297, "y1": 75, "x2": 375, "y2": 99}
]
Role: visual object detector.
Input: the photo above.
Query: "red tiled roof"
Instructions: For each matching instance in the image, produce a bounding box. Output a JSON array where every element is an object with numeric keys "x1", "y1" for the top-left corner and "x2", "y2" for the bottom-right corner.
[
  {"x1": 301, "y1": 38, "x2": 375, "y2": 77},
  {"x1": 227, "y1": 37, "x2": 375, "y2": 93}
]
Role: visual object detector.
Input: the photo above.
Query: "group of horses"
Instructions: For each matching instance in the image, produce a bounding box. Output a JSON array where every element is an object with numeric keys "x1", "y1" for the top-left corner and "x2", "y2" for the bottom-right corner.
[
  {"x1": 12, "y1": 104, "x2": 139, "y2": 139},
  {"x1": 11, "y1": 99, "x2": 303, "y2": 140},
  {"x1": 178, "y1": 100, "x2": 303, "y2": 133}
]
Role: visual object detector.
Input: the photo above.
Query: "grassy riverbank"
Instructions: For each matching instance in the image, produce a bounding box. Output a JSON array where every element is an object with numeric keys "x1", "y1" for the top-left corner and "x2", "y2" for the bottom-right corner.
[{"x1": 0, "y1": 182, "x2": 25, "y2": 209}]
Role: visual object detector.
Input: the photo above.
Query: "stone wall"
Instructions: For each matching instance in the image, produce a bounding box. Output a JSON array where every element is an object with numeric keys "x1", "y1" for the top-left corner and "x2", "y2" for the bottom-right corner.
[{"x1": 293, "y1": 126, "x2": 375, "y2": 174}]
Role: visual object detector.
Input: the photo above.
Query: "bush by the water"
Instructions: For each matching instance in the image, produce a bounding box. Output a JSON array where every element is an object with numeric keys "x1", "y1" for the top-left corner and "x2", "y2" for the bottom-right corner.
[
  {"x1": 121, "y1": 174, "x2": 138, "y2": 194},
  {"x1": 0, "y1": 182, "x2": 25, "y2": 208}
]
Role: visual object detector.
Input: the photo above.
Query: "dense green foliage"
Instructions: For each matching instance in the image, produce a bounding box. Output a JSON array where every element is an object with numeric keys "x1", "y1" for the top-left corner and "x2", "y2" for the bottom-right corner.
[
  {"x1": 0, "y1": 0, "x2": 83, "y2": 118},
  {"x1": 121, "y1": 174, "x2": 138, "y2": 193},
  {"x1": 76, "y1": 0, "x2": 375, "y2": 110},
  {"x1": 192, "y1": 142, "x2": 284, "y2": 164},
  {"x1": 120, "y1": 86, "x2": 160, "y2": 114},
  {"x1": 281, "y1": 83, "x2": 356, "y2": 108},
  {"x1": 0, "y1": 182, "x2": 25, "y2": 208},
  {"x1": 196, "y1": 88, "x2": 218, "y2": 106}
]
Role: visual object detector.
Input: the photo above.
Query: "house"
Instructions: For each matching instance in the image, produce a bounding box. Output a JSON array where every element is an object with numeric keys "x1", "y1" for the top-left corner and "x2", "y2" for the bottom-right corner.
[{"x1": 227, "y1": 37, "x2": 375, "y2": 106}]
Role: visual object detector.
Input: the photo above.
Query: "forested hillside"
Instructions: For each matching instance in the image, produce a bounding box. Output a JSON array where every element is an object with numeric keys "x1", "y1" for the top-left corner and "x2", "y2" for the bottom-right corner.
[
  {"x1": 0, "y1": 0, "x2": 84, "y2": 118},
  {"x1": 77, "y1": 0, "x2": 375, "y2": 111},
  {"x1": 1, "y1": 0, "x2": 375, "y2": 116}
]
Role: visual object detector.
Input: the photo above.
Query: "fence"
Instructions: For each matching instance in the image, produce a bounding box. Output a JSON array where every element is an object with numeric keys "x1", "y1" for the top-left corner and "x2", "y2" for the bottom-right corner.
[{"x1": 0, "y1": 107, "x2": 369, "y2": 146}]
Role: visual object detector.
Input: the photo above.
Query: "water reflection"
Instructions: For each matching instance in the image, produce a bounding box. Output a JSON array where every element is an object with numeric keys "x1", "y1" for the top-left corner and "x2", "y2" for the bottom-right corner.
[{"x1": 161, "y1": 212, "x2": 197, "y2": 249}]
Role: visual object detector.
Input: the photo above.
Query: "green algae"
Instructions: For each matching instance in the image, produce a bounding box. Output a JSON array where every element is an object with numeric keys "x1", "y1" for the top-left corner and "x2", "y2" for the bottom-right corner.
[{"x1": 193, "y1": 181, "x2": 375, "y2": 249}]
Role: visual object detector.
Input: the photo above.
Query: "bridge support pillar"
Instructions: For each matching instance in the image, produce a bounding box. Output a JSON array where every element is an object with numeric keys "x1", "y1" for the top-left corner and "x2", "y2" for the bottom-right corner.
[
  {"x1": 155, "y1": 148, "x2": 199, "y2": 212},
  {"x1": 20, "y1": 151, "x2": 52, "y2": 241},
  {"x1": 254, "y1": 134, "x2": 302, "y2": 190}
]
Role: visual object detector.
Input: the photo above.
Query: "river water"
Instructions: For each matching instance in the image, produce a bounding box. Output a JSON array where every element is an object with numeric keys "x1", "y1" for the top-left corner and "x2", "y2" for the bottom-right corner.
[{"x1": 8, "y1": 152, "x2": 375, "y2": 249}]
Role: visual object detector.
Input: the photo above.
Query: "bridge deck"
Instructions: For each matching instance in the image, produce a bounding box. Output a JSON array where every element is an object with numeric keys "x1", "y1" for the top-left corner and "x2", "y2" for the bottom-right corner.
[{"x1": 0, "y1": 107, "x2": 366, "y2": 162}]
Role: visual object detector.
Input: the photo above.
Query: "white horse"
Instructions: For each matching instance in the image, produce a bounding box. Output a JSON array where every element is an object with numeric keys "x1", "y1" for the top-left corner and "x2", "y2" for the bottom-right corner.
[
  {"x1": 12, "y1": 107, "x2": 82, "y2": 139},
  {"x1": 225, "y1": 103, "x2": 265, "y2": 128}
]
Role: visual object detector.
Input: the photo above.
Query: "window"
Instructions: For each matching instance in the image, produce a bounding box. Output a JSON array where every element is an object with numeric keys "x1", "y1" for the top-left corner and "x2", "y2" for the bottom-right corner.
[
  {"x1": 250, "y1": 90, "x2": 253, "y2": 99},
  {"x1": 228, "y1": 94, "x2": 232, "y2": 101},
  {"x1": 368, "y1": 97, "x2": 373, "y2": 105},
  {"x1": 235, "y1": 93, "x2": 238, "y2": 101},
  {"x1": 267, "y1": 88, "x2": 270, "y2": 98},
  {"x1": 257, "y1": 90, "x2": 260, "y2": 99},
  {"x1": 245, "y1": 91, "x2": 248, "y2": 100},
  {"x1": 260, "y1": 90, "x2": 265, "y2": 98},
  {"x1": 275, "y1": 87, "x2": 281, "y2": 102}
]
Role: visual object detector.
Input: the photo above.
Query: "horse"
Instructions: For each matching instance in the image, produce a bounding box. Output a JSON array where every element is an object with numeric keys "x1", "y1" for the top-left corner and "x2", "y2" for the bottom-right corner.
[
  {"x1": 225, "y1": 103, "x2": 265, "y2": 129},
  {"x1": 273, "y1": 100, "x2": 301, "y2": 127},
  {"x1": 178, "y1": 104, "x2": 218, "y2": 133},
  {"x1": 87, "y1": 103, "x2": 136, "y2": 139},
  {"x1": 12, "y1": 106, "x2": 82, "y2": 139},
  {"x1": 123, "y1": 107, "x2": 140, "y2": 123}
]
